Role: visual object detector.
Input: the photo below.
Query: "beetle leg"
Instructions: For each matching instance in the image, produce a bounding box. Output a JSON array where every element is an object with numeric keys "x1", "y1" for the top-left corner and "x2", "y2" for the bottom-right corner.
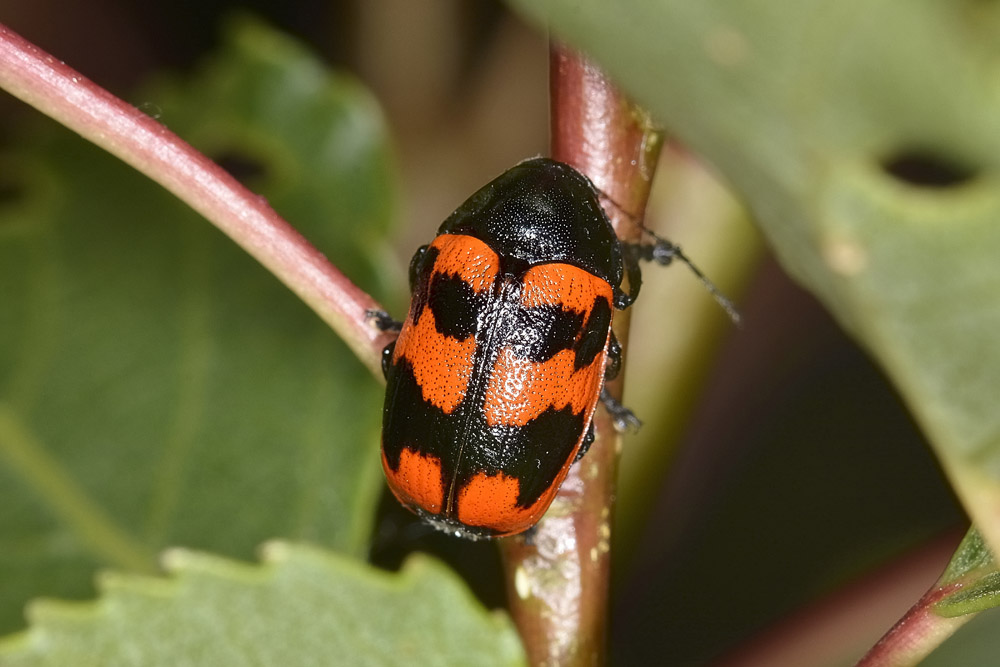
[
  {"x1": 626, "y1": 232, "x2": 681, "y2": 267},
  {"x1": 367, "y1": 310, "x2": 401, "y2": 380},
  {"x1": 615, "y1": 243, "x2": 642, "y2": 310},
  {"x1": 574, "y1": 422, "x2": 596, "y2": 462},
  {"x1": 379, "y1": 341, "x2": 396, "y2": 379},
  {"x1": 366, "y1": 309, "x2": 403, "y2": 333},
  {"x1": 604, "y1": 332, "x2": 622, "y2": 381},
  {"x1": 600, "y1": 387, "x2": 642, "y2": 433},
  {"x1": 408, "y1": 245, "x2": 429, "y2": 291}
]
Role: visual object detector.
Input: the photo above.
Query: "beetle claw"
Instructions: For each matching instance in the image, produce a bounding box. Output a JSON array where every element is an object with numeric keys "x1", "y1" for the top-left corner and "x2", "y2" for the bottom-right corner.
[
  {"x1": 367, "y1": 309, "x2": 403, "y2": 333},
  {"x1": 574, "y1": 422, "x2": 596, "y2": 462},
  {"x1": 600, "y1": 387, "x2": 642, "y2": 433}
]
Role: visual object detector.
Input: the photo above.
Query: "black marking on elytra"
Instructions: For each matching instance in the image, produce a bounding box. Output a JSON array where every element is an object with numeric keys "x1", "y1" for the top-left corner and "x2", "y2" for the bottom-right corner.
[
  {"x1": 386, "y1": 213, "x2": 619, "y2": 530},
  {"x1": 442, "y1": 273, "x2": 591, "y2": 511},
  {"x1": 500, "y1": 293, "x2": 613, "y2": 369},
  {"x1": 506, "y1": 303, "x2": 584, "y2": 363},
  {"x1": 574, "y1": 296, "x2": 612, "y2": 371},
  {"x1": 486, "y1": 406, "x2": 584, "y2": 507},
  {"x1": 381, "y1": 356, "x2": 454, "y2": 478},
  {"x1": 473, "y1": 404, "x2": 584, "y2": 507},
  {"x1": 407, "y1": 245, "x2": 439, "y2": 325},
  {"x1": 384, "y1": 266, "x2": 600, "y2": 522},
  {"x1": 383, "y1": 353, "x2": 587, "y2": 514},
  {"x1": 428, "y1": 272, "x2": 483, "y2": 340}
]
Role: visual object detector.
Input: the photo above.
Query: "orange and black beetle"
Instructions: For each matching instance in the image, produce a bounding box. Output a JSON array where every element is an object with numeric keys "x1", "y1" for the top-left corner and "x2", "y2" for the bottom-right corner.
[{"x1": 372, "y1": 157, "x2": 665, "y2": 539}]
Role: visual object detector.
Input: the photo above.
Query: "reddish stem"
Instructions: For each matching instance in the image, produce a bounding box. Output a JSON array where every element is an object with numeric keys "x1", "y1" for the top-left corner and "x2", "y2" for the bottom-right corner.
[
  {"x1": 0, "y1": 22, "x2": 390, "y2": 377},
  {"x1": 499, "y1": 44, "x2": 662, "y2": 666},
  {"x1": 718, "y1": 531, "x2": 962, "y2": 667},
  {"x1": 857, "y1": 583, "x2": 972, "y2": 667}
]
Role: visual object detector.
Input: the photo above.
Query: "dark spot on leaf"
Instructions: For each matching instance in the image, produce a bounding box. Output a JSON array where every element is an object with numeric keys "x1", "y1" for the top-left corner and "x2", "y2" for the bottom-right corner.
[{"x1": 881, "y1": 149, "x2": 977, "y2": 189}]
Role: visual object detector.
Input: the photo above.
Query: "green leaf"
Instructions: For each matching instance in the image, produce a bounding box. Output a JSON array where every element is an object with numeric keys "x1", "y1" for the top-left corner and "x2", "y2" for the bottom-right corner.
[
  {"x1": 0, "y1": 543, "x2": 526, "y2": 666},
  {"x1": 506, "y1": 1, "x2": 1000, "y2": 549},
  {"x1": 0, "y1": 17, "x2": 396, "y2": 633},
  {"x1": 935, "y1": 528, "x2": 1000, "y2": 617},
  {"x1": 941, "y1": 528, "x2": 996, "y2": 586}
]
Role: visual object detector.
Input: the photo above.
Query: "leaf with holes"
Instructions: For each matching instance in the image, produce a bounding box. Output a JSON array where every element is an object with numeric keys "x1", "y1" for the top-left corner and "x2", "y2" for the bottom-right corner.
[
  {"x1": 0, "y1": 543, "x2": 526, "y2": 666},
  {"x1": 0, "y1": 17, "x2": 396, "y2": 634},
  {"x1": 507, "y1": 0, "x2": 1000, "y2": 549}
]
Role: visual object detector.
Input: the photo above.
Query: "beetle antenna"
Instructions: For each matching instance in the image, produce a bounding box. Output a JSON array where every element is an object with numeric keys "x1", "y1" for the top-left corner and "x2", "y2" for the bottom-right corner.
[
  {"x1": 596, "y1": 191, "x2": 741, "y2": 326},
  {"x1": 637, "y1": 228, "x2": 742, "y2": 326}
]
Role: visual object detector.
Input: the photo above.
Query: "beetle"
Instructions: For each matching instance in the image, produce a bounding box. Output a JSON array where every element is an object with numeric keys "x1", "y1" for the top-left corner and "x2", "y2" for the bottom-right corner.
[{"x1": 371, "y1": 157, "x2": 726, "y2": 539}]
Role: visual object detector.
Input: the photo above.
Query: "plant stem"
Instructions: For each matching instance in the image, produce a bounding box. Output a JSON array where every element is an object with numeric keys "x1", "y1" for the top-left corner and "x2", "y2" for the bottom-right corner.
[
  {"x1": 0, "y1": 22, "x2": 390, "y2": 378},
  {"x1": 498, "y1": 43, "x2": 662, "y2": 667},
  {"x1": 857, "y1": 584, "x2": 972, "y2": 667},
  {"x1": 716, "y1": 530, "x2": 961, "y2": 666}
]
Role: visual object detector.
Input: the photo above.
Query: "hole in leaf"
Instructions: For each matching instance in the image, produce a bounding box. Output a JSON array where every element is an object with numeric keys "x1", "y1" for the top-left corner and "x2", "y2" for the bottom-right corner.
[
  {"x1": 880, "y1": 149, "x2": 978, "y2": 188},
  {"x1": 215, "y1": 151, "x2": 269, "y2": 186}
]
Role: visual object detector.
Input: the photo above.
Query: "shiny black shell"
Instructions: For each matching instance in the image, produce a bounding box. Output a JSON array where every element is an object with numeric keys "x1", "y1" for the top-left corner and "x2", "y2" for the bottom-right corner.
[{"x1": 380, "y1": 157, "x2": 624, "y2": 538}]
